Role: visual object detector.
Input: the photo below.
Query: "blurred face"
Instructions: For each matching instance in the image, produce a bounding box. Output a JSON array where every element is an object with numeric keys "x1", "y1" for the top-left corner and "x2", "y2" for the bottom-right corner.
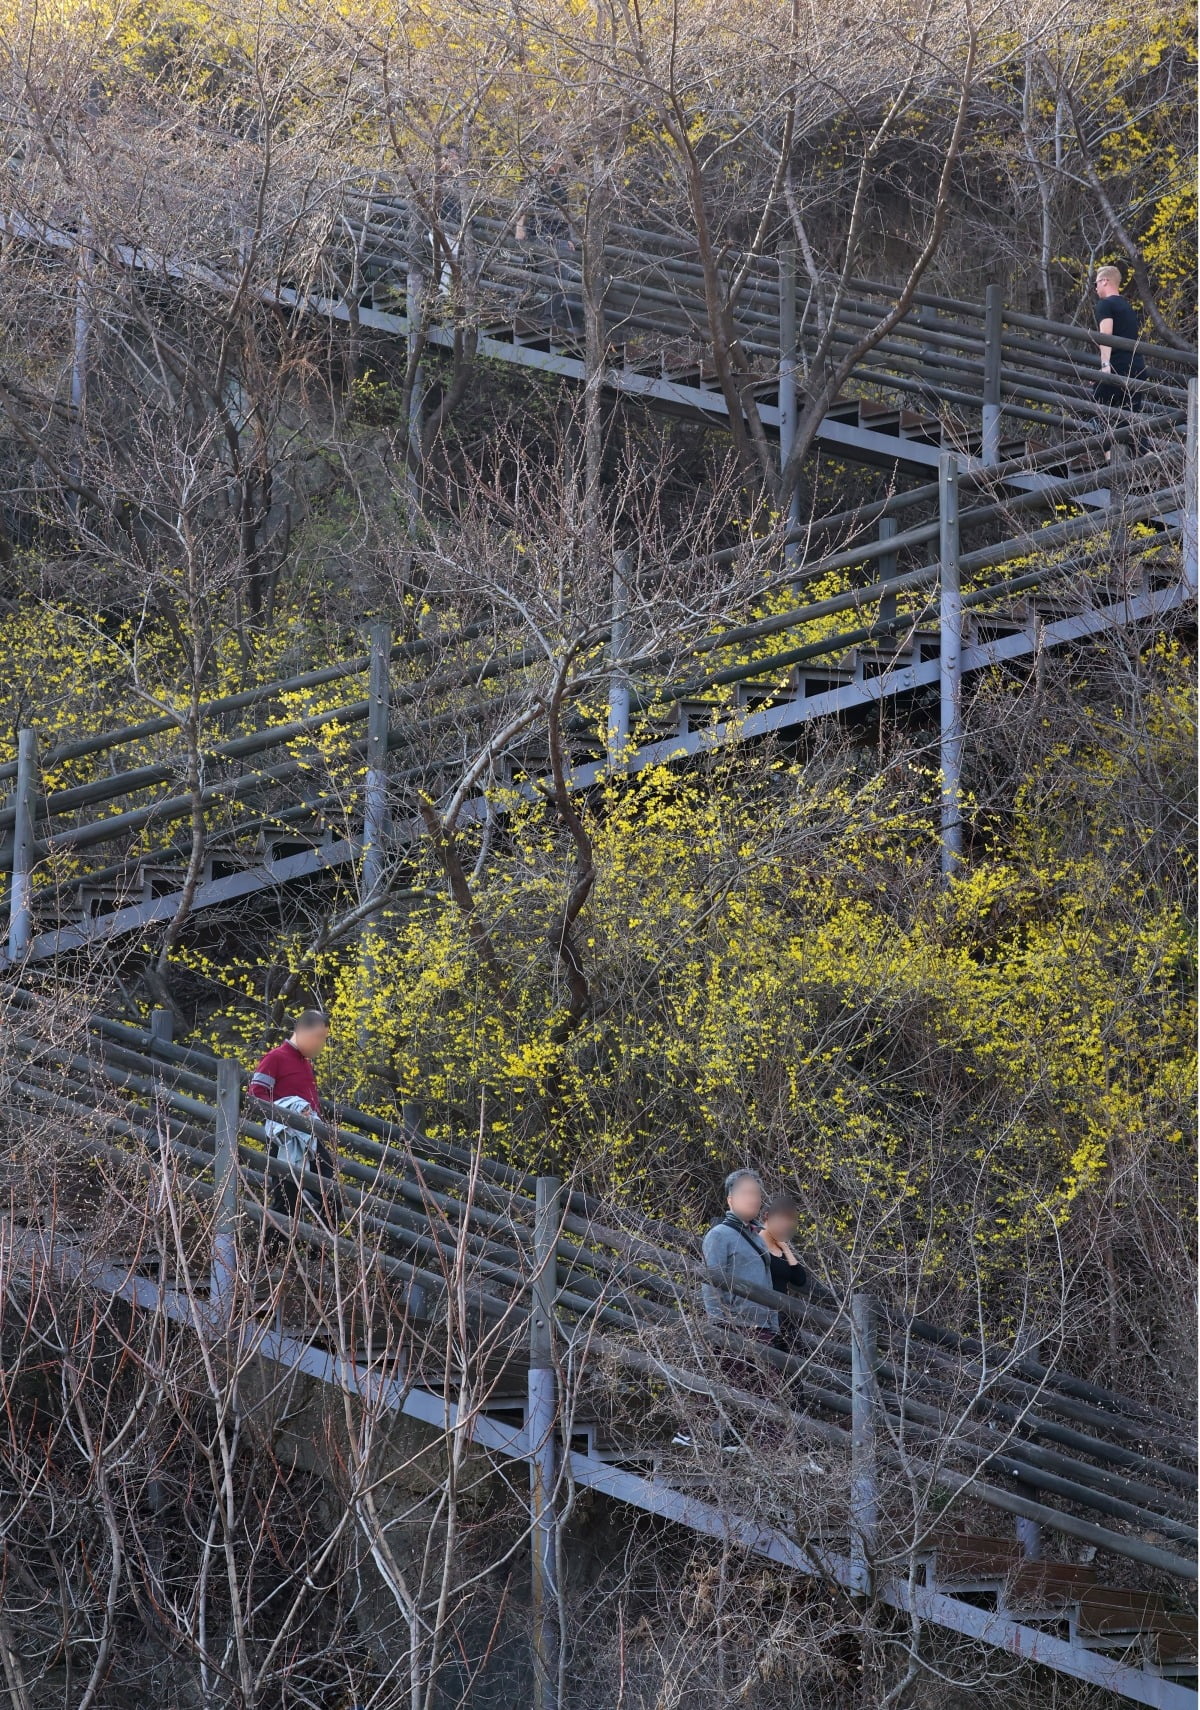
[
  {"x1": 764, "y1": 1207, "x2": 798, "y2": 1244},
  {"x1": 292, "y1": 1023, "x2": 330, "y2": 1060},
  {"x1": 727, "y1": 1175, "x2": 763, "y2": 1224},
  {"x1": 1095, "y1": 273, "x2": 1118, "y2": 298}
]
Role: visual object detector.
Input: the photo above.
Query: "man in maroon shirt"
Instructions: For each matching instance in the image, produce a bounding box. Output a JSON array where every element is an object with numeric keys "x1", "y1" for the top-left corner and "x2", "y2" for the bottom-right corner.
[{"x1": 250, "y1": 1011, "x2": 342, "y2": 1232}]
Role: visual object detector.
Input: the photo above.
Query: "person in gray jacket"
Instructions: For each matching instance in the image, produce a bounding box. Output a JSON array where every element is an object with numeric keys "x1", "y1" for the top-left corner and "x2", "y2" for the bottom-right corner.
[{"x1": 701, "y1": 1169, "x2": 779, "y2": 1339}]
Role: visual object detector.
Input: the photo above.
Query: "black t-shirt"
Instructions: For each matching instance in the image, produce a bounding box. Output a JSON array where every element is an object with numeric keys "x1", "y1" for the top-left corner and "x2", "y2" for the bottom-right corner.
[
  {"x1": 768, "y1": 1249, "x2": 806, "y2": 1295},
  {"x1": 1095, "y1": 294, "x2": 1146, "y2": 377}
]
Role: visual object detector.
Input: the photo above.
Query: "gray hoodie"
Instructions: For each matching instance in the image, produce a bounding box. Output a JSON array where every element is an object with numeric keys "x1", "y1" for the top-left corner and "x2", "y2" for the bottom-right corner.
[{"x1": 701, "y1": 1216, "x2": 779, "y2": 1332}]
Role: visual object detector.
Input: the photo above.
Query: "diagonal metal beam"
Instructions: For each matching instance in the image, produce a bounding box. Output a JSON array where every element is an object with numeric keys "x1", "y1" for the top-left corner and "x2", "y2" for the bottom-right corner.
[{"x1": 24, "y1": 838, "x2": 358, "y2": 960}]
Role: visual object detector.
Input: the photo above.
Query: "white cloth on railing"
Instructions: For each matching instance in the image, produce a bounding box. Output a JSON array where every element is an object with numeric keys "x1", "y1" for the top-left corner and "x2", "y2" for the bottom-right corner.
[{"x1": 265, "y1": 1094, "x2": 317, "y2": 1171}]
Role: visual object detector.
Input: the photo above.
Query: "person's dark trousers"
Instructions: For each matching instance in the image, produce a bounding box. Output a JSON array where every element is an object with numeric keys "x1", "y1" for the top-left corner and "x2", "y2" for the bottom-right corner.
[
  {"x1": 1095, "y1": 377, "x2": 1147, "y2": 457},
  {"x1": 717, "y1": 1325, "x2": 784, "y2": 1448},
  {"x1": 720, "y1": 1324, "x2": 781, "y2": 1393},
  {"x1": 270, "y1": 1141, "x2": 343, "y2": 1232},
  {"x1": 310, "y1": 1139, "x2": 344, "y2": 1227}
]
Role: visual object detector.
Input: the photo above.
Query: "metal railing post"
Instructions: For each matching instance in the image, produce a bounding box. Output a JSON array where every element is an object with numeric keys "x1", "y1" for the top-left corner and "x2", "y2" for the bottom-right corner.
[
  {"x1": 406, "y1": 265, "x2": 426, "y2": 495},
  {"x1": 778, "y1": 246, "x2": 802, "y2": 581},
  {"x1": 1108, "y1": 438, "x2": 1130, "y2": 578},
  {"x1": 982, "y1": 283, "x2": 1003, "y2": 467},
  {"x1": 529, "y1": 1175, "x2": 561, "y2": 1710},
  {"x1": 877, "y1": 515, "x2": 899, "y2": 628},
  {"x1": 917, "y1": 302, "x2": 939, "y2": 406},
  {"x1": 850, "y1": 1292, "x2": 879, "y2": 1597},
  {"x1": 398, "y1": 1101, "x2": 429, "y2": 1322},
  {"x1": 69, "y1": 220, "x2": 92, "y2": 421},
  {"x1": 606, "y1": 551, "x2": 631, "y2": 770},
  {"x1": 938, "y1": 453, "x2": 964, "y2": 879},
  {"x1": 1183, "y1": 377, "x2": 1197, "y2": 593},
  {"x1": 7, "y1": 729, "x2": 38, "y2": 962},
  {"x1": 210, "y1": 1057, "x2": 241, "y2": 1328},
  {"x1": 362, "y1": 622, "x2": 391, "y2": 902},
  {"x1": 1016, "y1": 1516, "x2": 1043, "y2": 1560},
  {"x1": 68, "y1": 218, "x2": 93, "y2": 515},
  {"x1": 149, "y1": 1006, "x2": 173, "y2": 1046}
]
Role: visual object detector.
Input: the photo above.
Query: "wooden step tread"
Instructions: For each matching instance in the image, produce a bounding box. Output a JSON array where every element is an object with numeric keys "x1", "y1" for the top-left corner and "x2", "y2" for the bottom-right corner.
[
  {"x1": 1076, "y1": 1587, "x2": 1188, "y2": 1635},
  {"x1": 931, "y1": 1534, "x2": 1023, "y2": 1577},
  {"x1": 1003, "y1": 1562, "x2": 1097, "y2": 1609}
]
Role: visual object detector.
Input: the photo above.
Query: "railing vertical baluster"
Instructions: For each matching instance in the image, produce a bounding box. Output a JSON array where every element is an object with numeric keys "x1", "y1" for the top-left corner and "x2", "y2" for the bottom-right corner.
[
  {"x1": 850, "y1": 1292, "x2": 879, "y2": 1597},
  {"x1": 607, "y1": 551, "x2": 631, "y2": 770},
  {"x1": 149, "y1": 1006, "x2": 173, "y2": 1046},
  {"x1": 529, "y1": 1175, "x2": 561, "y2": 1710},
  {"x1": 7, "y1": 729, "x2": 39, "y2": 963},
  {"x1": 210, "y1": 1057, "x2": 241, "y2": 1329},
  {"x1": 939, "y1": 453, "x2": 964, "y2": 878},
  {"x1": 982, "y1": 283, "x2": 1003, "y2": 467}
]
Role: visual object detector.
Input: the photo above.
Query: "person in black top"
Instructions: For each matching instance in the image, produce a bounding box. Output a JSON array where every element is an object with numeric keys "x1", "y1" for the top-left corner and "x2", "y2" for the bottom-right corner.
[
  {"x1": 760, "y1": 1193, "x2": 806, "y2": 1358},
  {"x1": 1094, "y1": 264, "x2": 1146, "y2": 411},
  {"x1": 760, "y1": 1193, "x2": 806, "y2": 1296}
]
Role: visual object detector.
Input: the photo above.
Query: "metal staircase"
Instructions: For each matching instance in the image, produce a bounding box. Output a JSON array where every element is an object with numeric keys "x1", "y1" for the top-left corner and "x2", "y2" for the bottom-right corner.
[
  {"x1": 0, "y1": 192, "x2": 1195, "y2": 961},
  {"x1": 6, "y1": 200, "x2": 1193, "y2": 469},
  {"x1": 0, "y1": 420, "x2": 1193, "y2": 963},
  {"x1": 2, "y1": 991, "x2": 1195, "y2": 1706}
]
